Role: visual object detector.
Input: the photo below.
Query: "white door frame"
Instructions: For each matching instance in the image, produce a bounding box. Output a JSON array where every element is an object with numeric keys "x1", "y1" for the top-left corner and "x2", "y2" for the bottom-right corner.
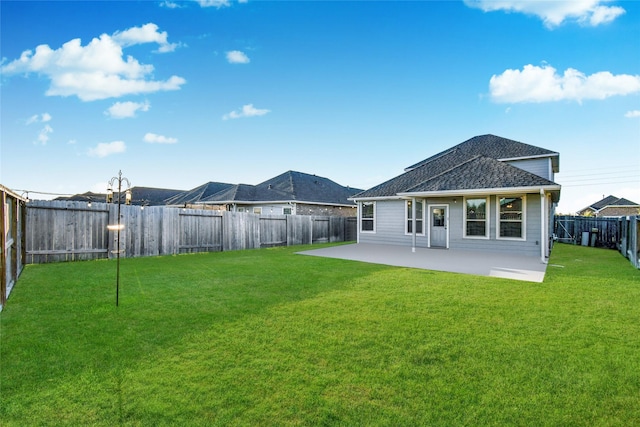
[{"x1": 428, "y1": 204, "x2": 449, "y2": 249}]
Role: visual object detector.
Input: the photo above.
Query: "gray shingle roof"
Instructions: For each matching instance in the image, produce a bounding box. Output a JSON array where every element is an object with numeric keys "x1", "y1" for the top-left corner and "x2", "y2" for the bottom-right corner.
[
  {"x1": 585, "y1": 195, "x2": 639, "y2": 211},
  {"x1": 406, "y1": 134, "x2": 558, "y2": 171},
  {"x1": 58, "y1": 187, "x2": 183, "y2": 206},
  {"x1": 404, "y1": 156, "x2": 557, "y2": 193},
  {"x1": 353, "y1": 135, "x2": 560, "y2": 199},
  {"x1": 201, "y1": 171, "x2": 363, "y2": 206},
  {"x1": 164, "y1": 182, "x2": 234, "y2": 205}
]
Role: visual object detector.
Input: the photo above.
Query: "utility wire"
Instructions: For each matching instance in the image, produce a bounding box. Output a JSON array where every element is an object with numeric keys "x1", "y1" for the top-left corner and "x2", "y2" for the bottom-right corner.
[
  {"x1": 11, "y1": 189, "x2": 78, "y2": 197},
  {"x1": 561, "y1": 180, "x2": 639, "y2": 188}
]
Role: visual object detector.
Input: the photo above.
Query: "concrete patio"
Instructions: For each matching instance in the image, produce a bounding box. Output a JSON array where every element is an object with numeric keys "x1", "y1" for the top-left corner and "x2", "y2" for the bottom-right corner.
[{"x1": 299, "y1": 243, "x2": 548, "y2": 282}]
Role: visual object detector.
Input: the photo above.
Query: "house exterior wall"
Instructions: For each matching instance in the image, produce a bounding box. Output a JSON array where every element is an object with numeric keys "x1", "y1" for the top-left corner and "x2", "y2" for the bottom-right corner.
[
  {"x1": 295, "y1": 203, "x2": 357, "y2": 217},
  {"x1": 358, "y1": 193, "x2": 545, "y2": 257},
  {"x1": 506, "y1": 158, "x2": 553, "y2": 180},
  {"x1": 234, "y1": 203, "x2": 357, "y2": 217},
  {"x1": 596, "y1": 206, "x2": 640, "y2": 217}
]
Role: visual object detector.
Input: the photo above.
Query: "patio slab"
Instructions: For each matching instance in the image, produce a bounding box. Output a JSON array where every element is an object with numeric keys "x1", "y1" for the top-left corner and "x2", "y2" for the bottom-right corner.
[{"x1": 299, "y1": 243, "x2": 548, "y2": 282}]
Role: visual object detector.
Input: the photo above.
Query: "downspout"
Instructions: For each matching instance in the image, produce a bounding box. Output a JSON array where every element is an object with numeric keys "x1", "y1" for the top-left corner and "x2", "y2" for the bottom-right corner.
[
  {"x1": 412, "y1": 197, "x2": 417, "y2": 253},
  {"x1": 357, "y1": 202, "x2": 360, "y2": 244},
  {"x1": 540, "y1": 189, "x2": 547, "y2": 264}
]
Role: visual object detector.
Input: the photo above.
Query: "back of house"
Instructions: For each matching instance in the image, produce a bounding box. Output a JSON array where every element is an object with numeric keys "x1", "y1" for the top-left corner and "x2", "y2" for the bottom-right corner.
[{"x1": 350, "y1": 134, "x2": 561, "y2": 261}]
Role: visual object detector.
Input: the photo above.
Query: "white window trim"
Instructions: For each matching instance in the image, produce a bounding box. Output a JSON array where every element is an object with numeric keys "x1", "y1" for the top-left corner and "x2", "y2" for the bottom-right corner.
[
  {"x1": 463, "y1": 196, "x2": 490, "y2": 239},
  {"x1": 496, "y1": 195, "x2": 527, "y2": 241},
  {"x1": 405, "y1": 199, "x2": 425, "y2": 235},
  {"x1": 360, "y1": 201, "x2": 376, "y2": 233}
]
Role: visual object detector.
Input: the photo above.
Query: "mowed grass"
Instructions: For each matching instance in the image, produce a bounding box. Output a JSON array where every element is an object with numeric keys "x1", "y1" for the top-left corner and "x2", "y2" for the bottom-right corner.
[{"x1": 1, "y1": 243, "x2": 639, "y2": 426}]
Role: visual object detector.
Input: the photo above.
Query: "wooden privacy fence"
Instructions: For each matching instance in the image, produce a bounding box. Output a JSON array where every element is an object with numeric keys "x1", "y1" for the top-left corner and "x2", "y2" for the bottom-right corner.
[
  {"x1": 26, "y1": 200, "x2": 357, "y2": 264},
  {"x1": 554, "y1": 215, "x2": 640, "y2": 269},
  {"x1": 554, "y1": 216, "x2": 621, "y2": 249},
  {"x1": 1, "y1": 185, "x2": 27, "y2": 310}
]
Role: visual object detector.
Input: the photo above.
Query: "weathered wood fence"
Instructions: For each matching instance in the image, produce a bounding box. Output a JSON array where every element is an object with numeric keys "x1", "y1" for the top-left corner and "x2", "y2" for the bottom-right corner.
[
  {"x1": 554, "y1": 215, "x2": 640, "y2": 269},
  {"x1": 1, "y1": 185, "x2": 27, "y2": 310},
  {"x1": 26, "y1": 200, "x2": 357, "y2": 264}
]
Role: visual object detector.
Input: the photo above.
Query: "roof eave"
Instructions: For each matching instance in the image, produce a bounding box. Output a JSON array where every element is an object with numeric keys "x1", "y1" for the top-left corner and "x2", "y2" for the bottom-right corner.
[
  {"x1": 349, "y1": 195, "x2": 406, "y2": 202},
  {"x1": 201, "y1": 199, "x2": 356, "y2": 207},
  {"x1": 397, "y1": 185, "x2": 562, "y2": 198}
]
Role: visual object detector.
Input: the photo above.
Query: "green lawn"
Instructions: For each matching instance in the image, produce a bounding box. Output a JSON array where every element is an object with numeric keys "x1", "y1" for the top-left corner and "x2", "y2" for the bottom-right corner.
[{"x1": 1, "y1": 243, "x2": 639, "y2": 426}]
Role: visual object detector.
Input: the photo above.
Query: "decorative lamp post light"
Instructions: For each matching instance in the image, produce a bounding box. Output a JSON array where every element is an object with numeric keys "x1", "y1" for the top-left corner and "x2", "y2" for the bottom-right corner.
[{"x1": 106, "y1": 170, "x2": 132, "y2": 307}]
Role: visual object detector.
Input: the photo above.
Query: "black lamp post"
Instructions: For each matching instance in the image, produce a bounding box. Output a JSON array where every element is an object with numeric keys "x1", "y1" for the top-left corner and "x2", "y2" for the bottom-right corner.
[{"x1": 106, "y1": 170, "x2": 131, "y2": 307}]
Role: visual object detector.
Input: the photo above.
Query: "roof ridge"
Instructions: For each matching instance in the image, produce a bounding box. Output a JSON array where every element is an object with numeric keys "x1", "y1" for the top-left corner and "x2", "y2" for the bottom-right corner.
[
  {"x1": 289, "y1": 171, "x2": 297, "y2": 200},
  {"x1": 406, "y1": 154, "x2": 482, "y2": 192},
  {"x1": 406, "y1": 147, "x2": 459, "y2": 171}
]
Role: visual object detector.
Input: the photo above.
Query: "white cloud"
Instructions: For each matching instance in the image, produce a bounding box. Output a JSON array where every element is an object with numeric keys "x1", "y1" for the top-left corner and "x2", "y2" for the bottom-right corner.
[
  {"x1": 489, "y1": 64, "x2": 640, "y2": 103},
  {"x1": 625, "y1": 110, "x2": 640, "y2": 118},
  {"x1": 112, "y1": 23, "x2": 178, "y2": 52},
  {"x1": 37, "y1": 124, "x2": 53, "y2": 145},
  {"x1": 226, "y1": 50, "x2": 250, "y2": 64},
  {"x1": 1, "y1": 24, "x2": 186, "y2": 101},
  {"x1": 26, "y1": 112, "x2": 51, "y2": 125},
  {"x1": 26, "y1": 113, "x2": 54, "y2": 144},
  {"x1": 88, "y1": 141, "x2": 126, "y2": 157},
  {"x1": 196, "y1": 0, "x2": 231, "y2": 8},
  {"x1": 143, "y1": 132, "x2": 178, "y2": 144},
  {"x1": 106, "y1": 100, "x2": 151, "y2": 118},
  {"x1": 160, "y1": 1, "x2": 182, "y2": 9},
  {"x1": 464, "y1": 0, "x2": 625, "y2": 28},
  {"x1": 222, "y1": 104, "x2": 271, "y2": 120}
]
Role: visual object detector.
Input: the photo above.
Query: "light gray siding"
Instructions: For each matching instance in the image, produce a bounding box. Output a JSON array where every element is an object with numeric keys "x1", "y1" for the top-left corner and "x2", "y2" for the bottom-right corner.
[
  {"x1": 359, "y1": 193, "x2": 545, "y2": 257},
  {"x1": 359, "y1": 200, "x2": 429, "y2": 247},
  {"x1": 507, "y1": 158, "x2": 553, "y2": 180}
]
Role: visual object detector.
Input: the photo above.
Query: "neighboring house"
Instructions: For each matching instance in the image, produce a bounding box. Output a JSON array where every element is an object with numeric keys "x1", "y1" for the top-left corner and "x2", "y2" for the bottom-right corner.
[
  {"x1": 164, "y1": 182, "x2": 234, "y2": 208},
  {"x1": 350, "y1": 134, "x2": 561, "y2": 261},
  {"x1": 199, "y1": 171, "x2": 362, "y2": 217},
  {"x1": 576, "y1": 195, "x2": 640, "y2": 217},
  {"x1": 59, "y1": 187, "x2": 183, "y2": 206}
]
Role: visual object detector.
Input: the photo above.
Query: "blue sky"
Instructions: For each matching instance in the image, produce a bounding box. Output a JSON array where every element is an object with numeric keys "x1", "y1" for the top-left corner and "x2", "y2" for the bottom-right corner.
[{"x1": 1, "y1": 0, "x2": 638, "y2": 213}]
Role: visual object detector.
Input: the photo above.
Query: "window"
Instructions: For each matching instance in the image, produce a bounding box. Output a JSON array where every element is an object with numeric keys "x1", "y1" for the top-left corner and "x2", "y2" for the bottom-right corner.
[
  {"x1": 406, "y1": 200, "x2": 424, "y2": 234},
  {"x1": 464, "y1": 197, "x2": 489, "y2": 238},
  {"x1": 432, "y1": 208, "x2": 445, "y2": 227},
  {"x1": 361, "y1": 202, "x2": 375, "y2": 232},
  {"x1": 498, "y1": 196, "x2": 525, "y2": 239},
  {"x1": 253, "y1": 207, "x2": 262, "y2": 215},
  {"x1": 283, "y1": 207, "x2": 292, "y2": 215}
]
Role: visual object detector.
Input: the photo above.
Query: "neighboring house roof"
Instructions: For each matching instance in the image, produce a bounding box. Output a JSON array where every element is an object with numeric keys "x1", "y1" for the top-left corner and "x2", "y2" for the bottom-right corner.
[
  {"x1": 352, "y1": 134, "x2": 560, "y2": 200},
  {"x1": 164, "y1": 181, "x2": 234, "y2": 206},
  {"x1": 56, "y1": 191, "x2": 105, "y2": 203},
  {"x1": 57, "y1": 187, "x2": 183, "y2": 205},
  {"x1": 578, "y1": 195, "x2": 640, "y2": 214},
  {"x1": 132, "y1": 187, "x2": 184, "y2": 205},
  {"x1": 201, "y1": 171, "x2": 362, "y2": 206},
  {"x1": 200, "y1": 183, "x2": 292, "y2": 204}
]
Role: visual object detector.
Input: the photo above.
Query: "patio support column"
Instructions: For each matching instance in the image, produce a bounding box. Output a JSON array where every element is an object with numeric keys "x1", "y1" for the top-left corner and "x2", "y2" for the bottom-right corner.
[
  {"x1": 540, "y1": 189, "x2": 547, "y2": 263},
  {"x1": 412, "y1": 197, "x2": 417, "y2": 253}
]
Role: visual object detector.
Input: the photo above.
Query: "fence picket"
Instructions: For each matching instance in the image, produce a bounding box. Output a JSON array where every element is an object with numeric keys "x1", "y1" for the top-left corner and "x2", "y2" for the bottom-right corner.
[
  {"x1": 554, "y1": 215, "x2": 640, "y2": 269},
  {"x1": 25, "y1": 201, "x2": 356, "y2": 264}
]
